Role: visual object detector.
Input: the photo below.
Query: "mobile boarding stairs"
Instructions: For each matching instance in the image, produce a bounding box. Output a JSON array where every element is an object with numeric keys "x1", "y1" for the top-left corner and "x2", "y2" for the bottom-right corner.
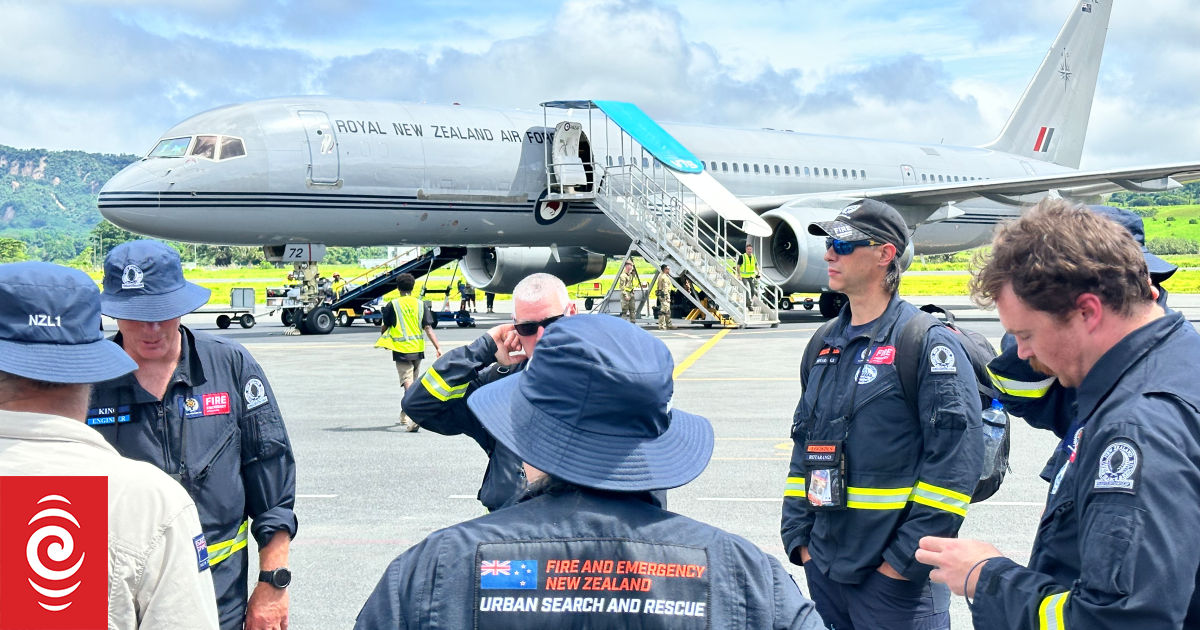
[{"x1": 539, "y1": 100, "x2": 779, "y2": 328}]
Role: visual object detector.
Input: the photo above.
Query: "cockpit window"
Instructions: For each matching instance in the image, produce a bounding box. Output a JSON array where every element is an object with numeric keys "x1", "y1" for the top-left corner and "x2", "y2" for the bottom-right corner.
[
  {"x1": 219, "y1": 136, "x2": 246, "y2": 160},
  {"x1": 191, "y1": 135, "x2": 218, "y2": 160},
  {"x1": 147, "y1": 137, "x2": 192, "y2": 158}
]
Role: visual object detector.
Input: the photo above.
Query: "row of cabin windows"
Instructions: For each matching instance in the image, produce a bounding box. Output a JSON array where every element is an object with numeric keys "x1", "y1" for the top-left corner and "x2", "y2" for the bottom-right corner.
[
  {"x1": 922, "y1": 173, "x2": 985, "y2": 183},
  {"x1": 611, "y1": 155, "x2": 991, "y2": 186},
  {"x1": 708, "y1": 161, "x2": 867, "y2": 180}
]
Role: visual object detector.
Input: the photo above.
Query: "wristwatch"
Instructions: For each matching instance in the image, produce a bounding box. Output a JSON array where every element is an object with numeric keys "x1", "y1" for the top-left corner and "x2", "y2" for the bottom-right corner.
[{"x1": 258, "y1": 568, "x2": 292, "y2": 589}]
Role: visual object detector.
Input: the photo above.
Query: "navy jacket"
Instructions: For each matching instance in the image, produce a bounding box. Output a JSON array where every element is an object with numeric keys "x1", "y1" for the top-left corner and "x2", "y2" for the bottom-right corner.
[
  {"x1": 89, "y1": 327, "x2": 297, "y2": 630},
  {"x1": 401, "y1": 334, "x2": 527, "y2": 511},
  {"x1": 987, "y1": 287, "x2": 1172, "y2": 482},
  {"x1": 973, "y1": 311, "x2": 1200, "y2": 630},
  {"x1": 355, "y1": 483, "x2": 825, "y2": 630},
  {"x1": 782, "y1": 296, "x2": 983, "y2": 584}
]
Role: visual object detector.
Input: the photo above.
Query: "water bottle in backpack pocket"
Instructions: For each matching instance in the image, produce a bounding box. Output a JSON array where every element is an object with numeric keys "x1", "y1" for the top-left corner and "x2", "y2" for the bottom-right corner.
[{"x1": 980, "y1": 399, "x2": 1009, "y2": 480}]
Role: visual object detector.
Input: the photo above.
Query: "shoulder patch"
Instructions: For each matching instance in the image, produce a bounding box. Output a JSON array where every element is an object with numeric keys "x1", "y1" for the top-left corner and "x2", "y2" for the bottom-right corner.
[
  {"x1": 193, "y1": 533, "x2": 210, "y2": 571},
  {"x1": 929, "y1": 344, "x2": 957, "y2": 373},
  {"x1": 1094, "y1": 439, "x2": 1141, "y2": 494},
  {"x1": 244, "y1": 377, "x2": 269, "y2": 410}
]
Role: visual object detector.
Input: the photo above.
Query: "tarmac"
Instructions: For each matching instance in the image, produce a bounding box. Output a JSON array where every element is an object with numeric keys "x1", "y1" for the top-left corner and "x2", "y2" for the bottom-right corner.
[{"x1": 131, "y1": 294, "x2": 1200, "y2": 629}]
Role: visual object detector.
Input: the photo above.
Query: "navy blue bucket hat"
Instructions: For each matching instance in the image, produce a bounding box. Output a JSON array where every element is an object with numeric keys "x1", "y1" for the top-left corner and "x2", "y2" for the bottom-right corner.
[
  {"x1": 1088, "y1": 205, "x2": 1178, "y2": 282},
  {"x1": 101, "y1": 241, "x2": 210, "y2": 321},
  {"x1": 0, "y1": 262, "x2": 136, "y2": 383},
  {"x1": 468, "y1": 315, "x2": 714, "y2": 492}
]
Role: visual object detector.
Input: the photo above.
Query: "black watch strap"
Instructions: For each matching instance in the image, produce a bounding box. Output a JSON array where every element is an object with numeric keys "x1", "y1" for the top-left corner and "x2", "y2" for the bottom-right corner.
[{"x1": 259, "y1": 568, "x2": 291, "y2": 588}]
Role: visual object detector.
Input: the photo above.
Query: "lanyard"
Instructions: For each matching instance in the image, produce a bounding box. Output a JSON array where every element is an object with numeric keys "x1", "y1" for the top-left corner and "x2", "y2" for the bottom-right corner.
[{"x1": 805, "y1": 313, "x2": 891, "y2": 442}]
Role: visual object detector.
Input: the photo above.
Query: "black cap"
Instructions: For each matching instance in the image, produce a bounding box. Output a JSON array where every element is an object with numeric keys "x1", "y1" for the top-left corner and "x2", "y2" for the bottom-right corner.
[
  {"x1": 0, "y1": 262, "x2": 137, "y2": 383},
  {"x1": 1087, "y1": 205, "x2": 1178, "y2": 283},
  {"x1": 808, "y1": 199, "x2": 909, "y2": 252}
]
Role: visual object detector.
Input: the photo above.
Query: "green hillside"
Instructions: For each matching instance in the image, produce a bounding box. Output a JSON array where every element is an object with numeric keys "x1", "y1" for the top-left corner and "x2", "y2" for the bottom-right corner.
[{"x1": 0, "y1": 145, "x2": 138, "y2": 260}]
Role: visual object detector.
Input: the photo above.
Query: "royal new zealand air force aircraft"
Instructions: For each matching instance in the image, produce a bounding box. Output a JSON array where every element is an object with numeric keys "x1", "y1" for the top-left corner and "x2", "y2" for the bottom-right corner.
[{"x1": 100, "y1": 0, "x2": 1200, "y2": 320}]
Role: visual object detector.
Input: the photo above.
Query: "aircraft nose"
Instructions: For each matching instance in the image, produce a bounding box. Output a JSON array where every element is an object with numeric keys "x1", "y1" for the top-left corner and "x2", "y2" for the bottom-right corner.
[
  {"x1": 99, "y1": 162, "x2": 161, "y2": 231},
  {"x1": 101, "y1": 162, "x2": 159, "y2": 192}
]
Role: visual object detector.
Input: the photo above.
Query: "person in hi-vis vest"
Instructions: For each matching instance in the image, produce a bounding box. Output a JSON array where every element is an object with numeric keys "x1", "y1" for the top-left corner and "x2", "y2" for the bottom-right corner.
[
  {"x1": 377, "y1": 273, "x2": 442, "y2": 432},
  {"x1": 738, "y1": 243, "x2": 759, "y2": 307}
]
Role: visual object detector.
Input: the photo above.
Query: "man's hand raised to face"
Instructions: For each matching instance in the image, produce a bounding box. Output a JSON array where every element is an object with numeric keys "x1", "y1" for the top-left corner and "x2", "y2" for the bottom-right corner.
[{"x1": 488, "y1": 324, "x2": 526, "y2": 366}]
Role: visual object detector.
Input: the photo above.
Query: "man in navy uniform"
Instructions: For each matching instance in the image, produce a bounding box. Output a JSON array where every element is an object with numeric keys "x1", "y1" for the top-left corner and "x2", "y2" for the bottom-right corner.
[
  {"x1": 985, "y1": 205, "x2": 1177, "y2": 439},
  {"x1": 89, "y1": 241, "x2": 297, "y2": 630},
  {"x1": 401, "y1": 273, "x2": 576, "y2": 511},
  {"x1": 918, "y1": 200, "x2": 1200, "y2": 630},
  {"x1": 783, "y1": 199, "x2": 983, "y2": 629},
  {"x1": 354, "y1": 315, "x2": 825, "y2": 630}
]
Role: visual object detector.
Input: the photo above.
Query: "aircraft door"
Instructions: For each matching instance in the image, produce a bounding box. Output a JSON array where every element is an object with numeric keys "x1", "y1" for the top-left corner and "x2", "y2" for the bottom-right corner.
[
  {"x1": 901, "y1": 164, "x2": 917, "y2": 185},
  {"x1": 551, "y1": 121, "x2": 589, "y2": 190},
  {"x1": 298, "y1": 111, "x2": 341, "y2": 184}
]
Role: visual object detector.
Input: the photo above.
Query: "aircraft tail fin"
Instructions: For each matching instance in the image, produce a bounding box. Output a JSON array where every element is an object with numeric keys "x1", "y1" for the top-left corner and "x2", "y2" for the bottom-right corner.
[{"x1": 982, "y1": 0, "x2": 1113, "y2": 169}]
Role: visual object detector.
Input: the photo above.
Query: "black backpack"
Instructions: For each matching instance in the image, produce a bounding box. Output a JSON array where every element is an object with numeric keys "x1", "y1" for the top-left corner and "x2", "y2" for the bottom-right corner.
[{"x1": 800, "y1": 304, "x2": 1009, "y2": 503}]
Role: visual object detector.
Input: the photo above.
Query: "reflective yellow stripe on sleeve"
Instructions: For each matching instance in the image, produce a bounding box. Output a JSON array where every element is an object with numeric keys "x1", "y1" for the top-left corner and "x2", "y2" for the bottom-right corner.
[
  {"x1": 847, "y1": 487, "x2": 913, "y2": 510},
  {"x1": 784, "y1": 477, "x2": 806, "y2": 497},
  {"x1": 987, "y1": 367, "x2": 1057, "y2": 399},
  {"x1": 420, "y1": 367, "x2": 469, "y2": 402},
  {"x1": 207, "y1": 520, "x2": 249, "y2": 567},
  {"x1": 1038, "y1": 591, "x2": 1070, "y2": 630},
  {"x1": 910, "y1": 481, "x2": 971, "y2": 517}
]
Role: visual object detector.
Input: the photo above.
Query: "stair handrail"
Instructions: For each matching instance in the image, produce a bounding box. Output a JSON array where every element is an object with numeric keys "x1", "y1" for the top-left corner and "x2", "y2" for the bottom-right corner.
[
  {"x1": 596, "y1": 162, "x2": 781, "y2": 321},
  {"x1": 336, "y1": 249, "x2": 421, "y2": 290}
]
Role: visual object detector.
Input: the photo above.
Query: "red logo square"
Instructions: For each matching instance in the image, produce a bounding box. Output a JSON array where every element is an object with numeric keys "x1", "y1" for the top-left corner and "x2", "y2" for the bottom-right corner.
[
  {"x1": 869, "y1": 346, "x2": 896, "y2": 365},
  {"x1": 202, "y1": 392, "x2": 230, "y2": 416},
  {"x1": 0, "y1": 476, "x2": 108, "y2": 629}
]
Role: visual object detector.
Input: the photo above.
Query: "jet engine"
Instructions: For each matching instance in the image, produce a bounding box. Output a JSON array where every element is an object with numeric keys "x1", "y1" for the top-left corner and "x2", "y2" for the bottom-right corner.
[
  {"x1": 461, "y1": 246, "x2": 607, "y2": 294},
  {"x1": 759, "y1": 205, "x2": 914, "y2": 293}
]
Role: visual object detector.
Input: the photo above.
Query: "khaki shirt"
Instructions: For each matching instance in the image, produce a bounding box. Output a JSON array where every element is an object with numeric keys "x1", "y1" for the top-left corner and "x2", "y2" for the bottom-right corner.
[
  {"x1": 617, "y1": 270, "x2": 637, "y2": 293},
  {"x1": 657, "y1": 274, "x2": 672, "y2": 298},
  {"x1": 0, "y1": 411, "x2": 219, "y2": 630}
]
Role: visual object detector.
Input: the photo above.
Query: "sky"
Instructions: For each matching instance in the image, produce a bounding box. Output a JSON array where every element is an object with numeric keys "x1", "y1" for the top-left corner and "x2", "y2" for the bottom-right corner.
[{"x1": 1, "y1": 0, "x2": 1196, "y2": 170}]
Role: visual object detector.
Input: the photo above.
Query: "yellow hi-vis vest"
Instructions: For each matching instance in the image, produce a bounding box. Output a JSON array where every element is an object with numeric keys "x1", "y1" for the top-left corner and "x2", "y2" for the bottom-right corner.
[
  {"x1": 375, "y1": 296, "x2": 425, "y2": 354},
  {"x1": 740, "y1": 254, "x2": 757, "y2": 278}
]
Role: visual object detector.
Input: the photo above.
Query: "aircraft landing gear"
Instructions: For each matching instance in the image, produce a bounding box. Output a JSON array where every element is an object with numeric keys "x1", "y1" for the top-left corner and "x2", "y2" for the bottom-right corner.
[{"x1": 305, "y1": 307, "x2": 335, "y2": 335}]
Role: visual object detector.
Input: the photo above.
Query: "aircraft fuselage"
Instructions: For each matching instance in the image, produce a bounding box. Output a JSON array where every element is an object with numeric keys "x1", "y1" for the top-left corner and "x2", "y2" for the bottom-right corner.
[{"x1": 99, "y1": 97, "x2": 1076, "y2": 256}]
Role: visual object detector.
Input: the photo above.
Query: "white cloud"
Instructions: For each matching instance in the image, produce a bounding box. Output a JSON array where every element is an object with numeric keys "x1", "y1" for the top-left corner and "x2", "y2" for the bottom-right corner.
[{"x1": 0, "y1": 0, "x2": 1196, "y2": 171}]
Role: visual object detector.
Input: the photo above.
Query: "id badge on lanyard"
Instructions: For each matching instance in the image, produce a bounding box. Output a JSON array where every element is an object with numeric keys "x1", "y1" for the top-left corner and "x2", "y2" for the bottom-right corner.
[
  {"x1": 803, "y1": 440, "x2": 847, "y2": 510},
  {"x1": 802, "y1": 315, "x2": 890, "y2": 511}
]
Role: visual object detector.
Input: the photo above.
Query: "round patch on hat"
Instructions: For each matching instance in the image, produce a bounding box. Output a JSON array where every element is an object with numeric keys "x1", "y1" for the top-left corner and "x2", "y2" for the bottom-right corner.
[
  {"x1": 839, "y1": 203, "x2": 863, "y2": 217},
  {"x1": 121, "y1": 264, "x2": 144, "y2": 290}
]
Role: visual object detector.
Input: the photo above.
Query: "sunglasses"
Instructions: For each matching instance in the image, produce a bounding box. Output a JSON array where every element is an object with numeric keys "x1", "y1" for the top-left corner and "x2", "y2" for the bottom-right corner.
[
  {"x1": 513, "y1": 314, "x2": 565, "y2": 336},
  {"x1": 825, "y1": 237, "x2": 882, "y2": 255}
]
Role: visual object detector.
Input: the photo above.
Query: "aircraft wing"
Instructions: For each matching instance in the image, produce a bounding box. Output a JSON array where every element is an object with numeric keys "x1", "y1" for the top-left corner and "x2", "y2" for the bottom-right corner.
[{"x1": 741, "y1": 160, "x2": 1200, "y2": 211}]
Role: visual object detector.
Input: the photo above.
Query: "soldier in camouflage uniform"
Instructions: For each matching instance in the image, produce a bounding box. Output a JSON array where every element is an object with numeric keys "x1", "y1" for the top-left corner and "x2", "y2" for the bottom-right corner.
[
  {"x1": 657, "y1": 264, "x2": 676, "y2": 330},
  {"x1": 617, "y1": 261, "x2": 638, "y2": 323}
]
